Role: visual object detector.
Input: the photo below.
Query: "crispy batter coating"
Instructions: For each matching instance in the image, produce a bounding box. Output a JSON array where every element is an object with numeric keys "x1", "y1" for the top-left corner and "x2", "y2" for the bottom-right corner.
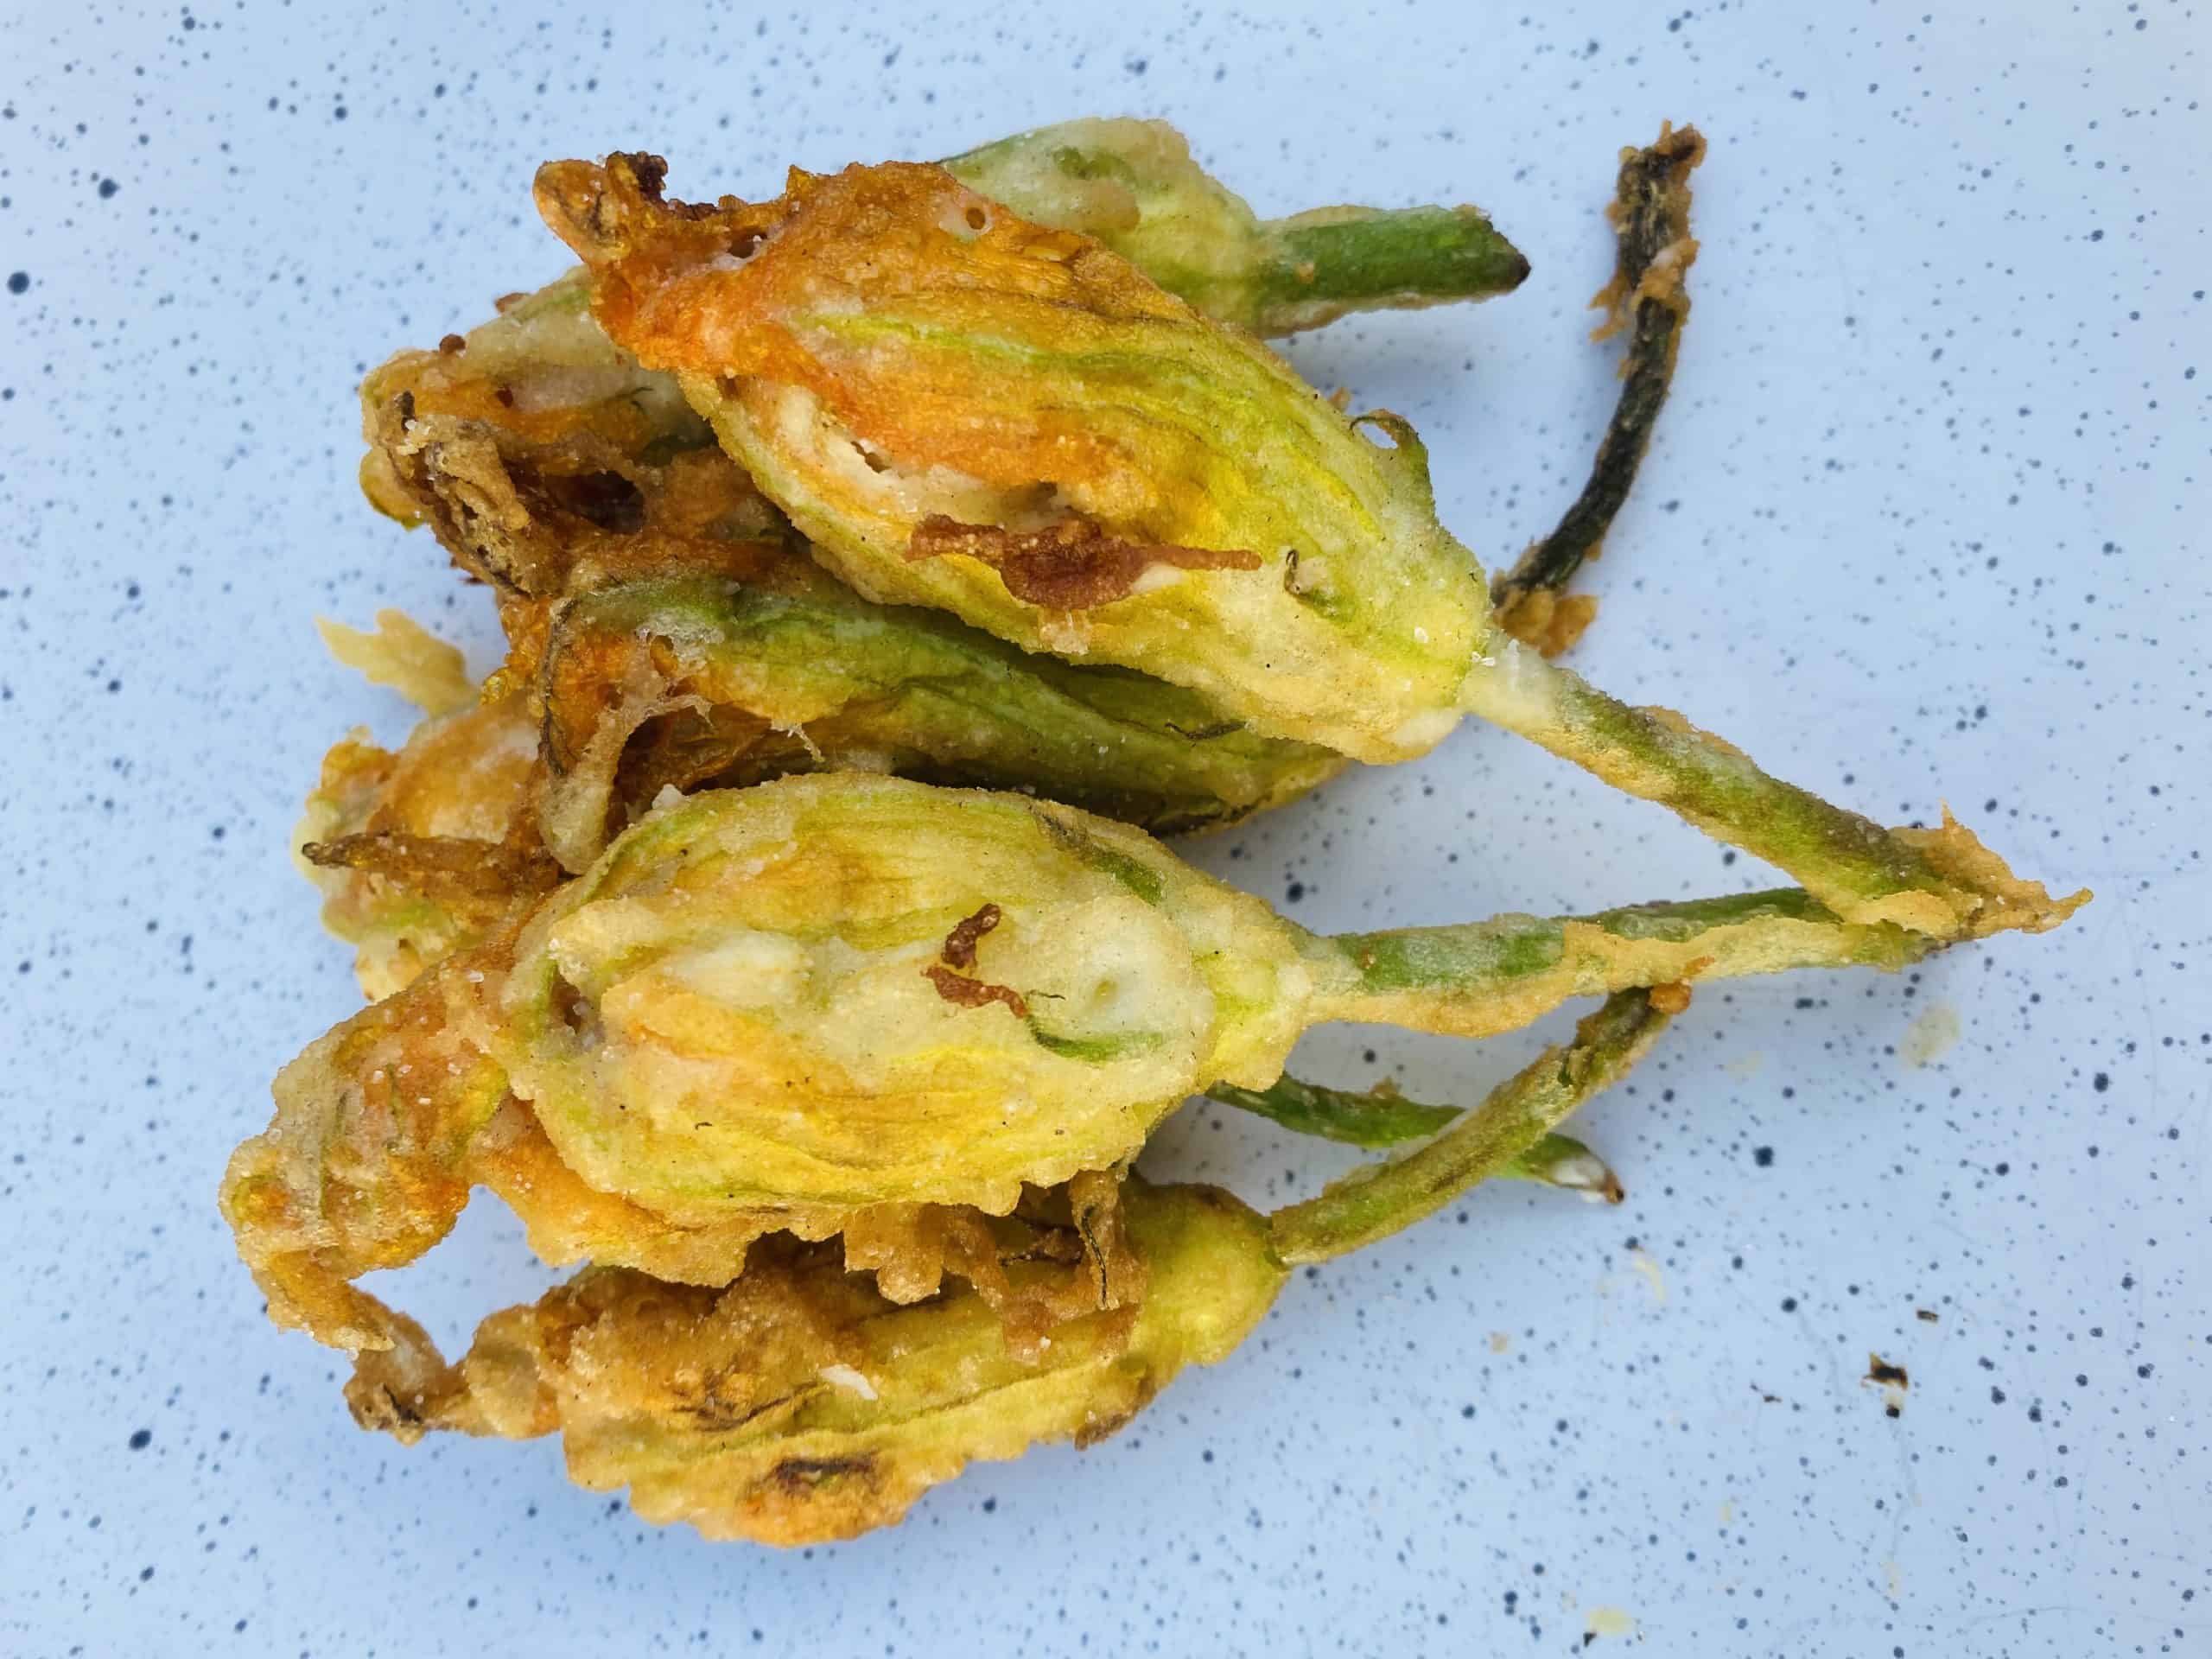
[
  {"x1": 1491, "y1": 586, "x2": 1600, "y2": 658},
  {"x1": 219, "y1": 933, "x2": 1145, "y2": 1363},
  {"x1": 293, "y1": 692, "x2": 552, "y2": 1001},
  {"x1": 219, "y1": 933, "x2": 518, "y2": 1354},
  {"x1": 359, "y1": 275, "x2": 789, "y2": 712},
  {"x1": 345, "y1": 1180, "x2": 1278, "y2": 1545}
]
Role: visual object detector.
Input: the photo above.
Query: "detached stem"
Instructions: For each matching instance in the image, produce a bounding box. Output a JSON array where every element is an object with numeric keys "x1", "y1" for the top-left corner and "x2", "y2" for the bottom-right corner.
[
  {"x1": 1491, "y1": 124, "x2": 1706, "y2": 656},
  {"x1": 1268, "y1": 988, "x2": 1672, "y2": 1265}
]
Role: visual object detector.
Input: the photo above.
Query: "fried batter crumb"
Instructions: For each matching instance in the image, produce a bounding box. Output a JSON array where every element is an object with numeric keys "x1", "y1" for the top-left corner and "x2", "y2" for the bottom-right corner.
[
  {"x1": 922, "y1": 963, "x2": 1030, "y2": 1020},
  {"x1": 921, "y1": 902, "x2": 1030, "y2": 1016},
  {"x1": 938, "y1": 903, "x2": 1002, "y2": 970},
  {"x1": 1497, "y1": 586, "x2": 1599, "y2": 656}
]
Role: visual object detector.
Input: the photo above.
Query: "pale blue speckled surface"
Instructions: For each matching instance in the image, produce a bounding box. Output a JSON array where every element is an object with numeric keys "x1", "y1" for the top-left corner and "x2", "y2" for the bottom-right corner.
[{"x1": 3, "y1": 3, "x2": 2206, "y2": 1654}]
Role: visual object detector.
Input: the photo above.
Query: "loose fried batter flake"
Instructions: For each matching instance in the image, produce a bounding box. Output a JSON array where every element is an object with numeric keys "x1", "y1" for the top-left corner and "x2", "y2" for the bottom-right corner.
[{"x1": 315, "y1": 610, "x2": 477, "y2": 716}]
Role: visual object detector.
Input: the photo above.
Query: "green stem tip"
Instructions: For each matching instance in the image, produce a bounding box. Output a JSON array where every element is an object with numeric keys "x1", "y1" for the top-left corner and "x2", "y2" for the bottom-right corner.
[
  {"x1": 1267, "y1": 988, "x2": 1671, "y2": 1265},
  {"x1": 1253, "y1": 204, "x2": 1531, "y2": 334},
  {"x1": 1205, "y1": 1077, "x2": 1622, "y2": 1200}
]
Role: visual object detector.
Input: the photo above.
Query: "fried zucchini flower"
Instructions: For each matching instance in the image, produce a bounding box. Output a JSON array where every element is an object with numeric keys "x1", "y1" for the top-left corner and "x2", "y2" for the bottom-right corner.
[
  {"x1": 346, "y1": 988, "x2": 1671, "y2": 1546},
  {"x1": 225, "y1": 772, "x2": 2024, "y2": 1363},
  {"x1": 222, "y1": 119, "x2": 2093, "y2": 1559},
  {"x1": 538, "y1": 152, "x2": 2087, "y2": 943}
]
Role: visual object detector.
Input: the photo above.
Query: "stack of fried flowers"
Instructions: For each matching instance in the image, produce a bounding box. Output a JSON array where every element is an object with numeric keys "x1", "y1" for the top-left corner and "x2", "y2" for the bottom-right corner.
[{"x1": 223, "y1": 119, "x2": 2086, "y2": 1546}]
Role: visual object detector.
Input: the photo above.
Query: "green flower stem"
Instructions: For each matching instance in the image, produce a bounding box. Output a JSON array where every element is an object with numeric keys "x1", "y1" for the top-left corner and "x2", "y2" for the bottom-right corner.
[
  {"x1": 1462, "y1": 650, "x2": 1989, "y2": 934},
  {"x1": 1249, "y1": 205, "x2": 1530, "y2": 334},
  {"x1": 1205, "y1": 1075, "x2": 1456, "y2": 1148},
  {"x1": 1205, "y1": 1074, "x2": 1620, "y2": 1196},
  {"x1": 1317, "y1": 884, "x2": 1926, "y2": 1038},
  {"x1": 1269, "y1": 989, "x2": 1668, "y2": 1264}
]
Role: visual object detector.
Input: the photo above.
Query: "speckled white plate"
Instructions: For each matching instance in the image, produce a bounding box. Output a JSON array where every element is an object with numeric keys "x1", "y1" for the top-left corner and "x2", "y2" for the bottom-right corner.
[{"x1": 4, "y1": 3, "x2": 2204, "y2": 1654}]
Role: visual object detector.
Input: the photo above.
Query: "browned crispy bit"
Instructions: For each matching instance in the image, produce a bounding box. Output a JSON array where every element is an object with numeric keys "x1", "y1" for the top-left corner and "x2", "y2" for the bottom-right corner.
[
  {"x1": 1492, "y1": 122, "x2": 1706, "y2": 656},
  {"x1": 842, "y1": 1181, "x2": 1146, "y2": 1366},
  {"x1": 1492, "y1": 588, "x2": 1599, "y2": 658},
  {"x1": 922, "y1": 963, "x2": 1029, "y2": 1020},
  {"x1": 769, "y1": 1456, "x2": 879, "y2": 1493},
  {"x1": 1865, "y1": 1353, "x2": 1910, "y2": 1417},
  {"x1": 534, "y1": 150, "x2": 772, "y2": 276},
  {"x1": 906, "y1": 514, "x2": 1261, "y2": 610},
  {"x1": 365, "y1": 385, "x2": 783, "y2": 616},
  {"x1": 921, "y1": 899, "x2": 1030, "y2": 1017},
  {"x1": 938, "y1": 903, "x2": 1002, "y2": 970},
  {"x1": 1066, "y1": 1166, "x2": 1147, "y2": 1313},
  {"x1": 302, "y1": 829, "x2": 563, "y2": 904},
  {"x1": 1645, "y1": 979, "x2": 1694, "y2": 1015}
]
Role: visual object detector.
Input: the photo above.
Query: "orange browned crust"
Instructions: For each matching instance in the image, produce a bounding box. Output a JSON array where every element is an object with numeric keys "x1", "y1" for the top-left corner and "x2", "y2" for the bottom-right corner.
[{"x1": 536, "y1": 153, "x2": 1205, "y2": 501}]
